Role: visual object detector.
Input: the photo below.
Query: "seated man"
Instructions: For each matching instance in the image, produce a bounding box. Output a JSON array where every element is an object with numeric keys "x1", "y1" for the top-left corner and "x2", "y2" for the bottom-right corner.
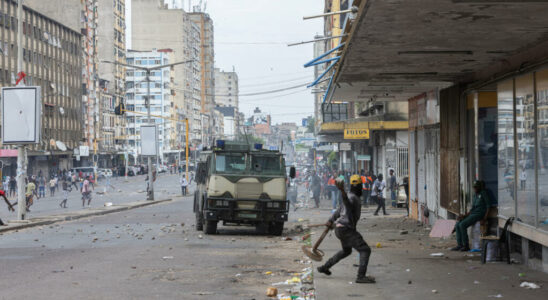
[{"x1": 452, "y1": 181, "x2": 491, "y2": 251}]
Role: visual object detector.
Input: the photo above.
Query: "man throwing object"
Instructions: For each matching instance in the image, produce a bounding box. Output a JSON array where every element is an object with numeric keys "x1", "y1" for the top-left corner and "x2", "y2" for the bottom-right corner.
[{"x1": 317, "y1": 175, "x2": 375, "y2": 284}]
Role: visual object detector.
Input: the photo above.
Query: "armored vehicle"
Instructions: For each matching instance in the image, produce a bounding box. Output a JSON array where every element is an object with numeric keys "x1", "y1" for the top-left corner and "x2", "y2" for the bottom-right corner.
[{"x1": 193, "y1": 141, "x2": 289, "y2": 235}]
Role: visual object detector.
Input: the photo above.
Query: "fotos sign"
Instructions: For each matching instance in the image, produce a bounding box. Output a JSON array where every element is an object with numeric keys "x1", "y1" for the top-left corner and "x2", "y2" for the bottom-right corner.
[{"x1": 344, "y1": 128, "x2": 369, "y2": 140}]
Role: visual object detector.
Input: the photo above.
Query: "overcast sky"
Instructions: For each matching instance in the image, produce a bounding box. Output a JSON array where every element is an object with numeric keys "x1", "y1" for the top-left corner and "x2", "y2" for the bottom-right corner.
[{"x1": 159, "y1": 0, "x2": 325, "y2": 125}]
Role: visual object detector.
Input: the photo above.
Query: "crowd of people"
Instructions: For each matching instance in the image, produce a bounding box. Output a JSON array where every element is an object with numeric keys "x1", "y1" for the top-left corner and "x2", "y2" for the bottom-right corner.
[
  {"x1": 0, "y1": 171, "x2": 98, "y2": 213},
  {"x1": 292, "y1": 167, "x2": 410, "y2": 216}
]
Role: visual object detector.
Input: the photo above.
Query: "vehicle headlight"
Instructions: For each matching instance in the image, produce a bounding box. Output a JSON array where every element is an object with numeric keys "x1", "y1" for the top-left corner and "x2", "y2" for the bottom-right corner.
[
  {"x1": 215, "y1": 200, "x2": 229, "y2": 207},
  {"x1": 267, "y1": 202, "x2": 280, "y2": 208}
]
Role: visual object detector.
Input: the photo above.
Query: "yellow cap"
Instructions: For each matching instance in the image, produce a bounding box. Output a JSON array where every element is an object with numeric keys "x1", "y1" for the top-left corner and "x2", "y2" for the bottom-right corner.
[{"x1": 350, "y1": 174, "x2": 361, "y2": 185}]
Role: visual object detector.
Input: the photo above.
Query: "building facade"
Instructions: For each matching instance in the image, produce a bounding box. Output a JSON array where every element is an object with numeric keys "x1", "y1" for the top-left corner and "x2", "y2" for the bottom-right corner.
[
  {"x1": 97, "y1": 0, "x2": 126, "y2": 151},
  {"x1": 214, "y1": 68, "x2": 239, "y2": 137},
  {"x1": 125, "y1": 50, "x2": 174, "y2": 162},
  {"x1": 131, "y1": 0, "x2": 200, "y2": 147},
  {"x1": 189, "y1": 11, "x2": 214, "y2": 146},
  {"x1": 0, "y1": 0, "x2": 82, "y2": 176},
  {"x1": 316, "y1": 0, "x2": 548, "y2": 273}
]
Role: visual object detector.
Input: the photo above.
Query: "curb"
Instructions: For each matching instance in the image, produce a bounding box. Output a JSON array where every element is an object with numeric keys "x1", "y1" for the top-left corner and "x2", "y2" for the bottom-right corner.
[{"x1": 0, "y1": 198, "x2": 172, "y2": 234}]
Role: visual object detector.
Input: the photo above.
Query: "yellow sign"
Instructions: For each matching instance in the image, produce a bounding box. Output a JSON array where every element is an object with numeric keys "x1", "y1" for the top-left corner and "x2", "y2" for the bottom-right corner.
[{"x1": 344, "y1": 129, "x2": 370, "y2": 139}]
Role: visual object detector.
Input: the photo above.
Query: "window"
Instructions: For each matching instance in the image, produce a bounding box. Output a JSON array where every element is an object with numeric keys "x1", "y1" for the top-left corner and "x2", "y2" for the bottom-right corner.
[
  {"x1": 251, "y1": 155, "x2": 282, "y2": 175},
  {"x1": 215, "y1": 154, "x2": 247, "y2": 173}
]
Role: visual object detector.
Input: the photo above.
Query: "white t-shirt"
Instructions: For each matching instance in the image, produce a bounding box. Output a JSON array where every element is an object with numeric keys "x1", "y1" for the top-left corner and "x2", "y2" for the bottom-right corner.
[
  {"x1": 371, "y1": 180, "x2": 386, "y2": 197},
  {"x1": 180, "y1": 177, "x2": 189, "y2": 187}
]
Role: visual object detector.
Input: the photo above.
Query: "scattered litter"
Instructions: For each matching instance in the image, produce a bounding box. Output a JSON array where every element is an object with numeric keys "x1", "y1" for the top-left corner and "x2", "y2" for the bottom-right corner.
[
  {"x1": 432, "y1": 290, "x2": 438, "y2": 294},
  {"x1": 488, "y1": 294, "x2": 503, "y2": 298},
  {"x1": 298, "y1": 218, "x2": 305, "y2": 222},
  {"x1": 376, "y1": 242, "x2": 382, "y2": 248},
  {"x1": 518, "y1": 273, "x2": 525, "y2": 277},
  {"x1": 349, "y1": 282, "x2": 353, "y2": 285},
  {"x1": 162, "y1": 256, "x2": 174, "y2": 260},
  {"x1": 400, "y1": 230, "x2": 408, "y2": 235},
  {"x1": 474, "y1": 280, "x2": 480, "y2": 284},
  {"x1": 192, "y1": 292, "x2": 214, "y2": 296},
  {"x1": 265, "y1": 271, "x2": 273, "y2": 275},
  {"x1": 408, "y1": 280, "x2": 412, "y2": 284},
  {"x1": 302, "y1": 234, "x2": 311, "y2": 240},
  {"x1": 430, "y1": 253, "x2": 444, "y2": 257},
  {"x1": 281, "y1": 237, "x2": 292, "y2": 241},
  {"x1": 235, "y1": 273, "x2": 241, "y2": 277},
  {"x1": 519, "y1": 282, "x2": 540, "y2": 289},
  {"x1": 266, "y1": 287, "x2": 278, "y2": 297},
  {"x1": 198, "y1": 235, "x2": 203, "y2": 239},
  {"x1": 104, "y1": 202, "x2": 113, "y2": 207},
  {"x1": 406, "y1": 269, "x2": 410, "y2": 272}
]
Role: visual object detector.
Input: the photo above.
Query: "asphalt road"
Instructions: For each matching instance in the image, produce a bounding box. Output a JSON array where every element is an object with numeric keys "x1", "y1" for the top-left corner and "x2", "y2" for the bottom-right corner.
[{"x1": 0, "y1": 177, "x2": 313, "y2": 300}]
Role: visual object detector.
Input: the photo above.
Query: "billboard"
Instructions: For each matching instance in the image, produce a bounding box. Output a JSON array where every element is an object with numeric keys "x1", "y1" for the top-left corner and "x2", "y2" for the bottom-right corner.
[{"x1": 1, "y1": 86, "x2": 41, "y2": 144}]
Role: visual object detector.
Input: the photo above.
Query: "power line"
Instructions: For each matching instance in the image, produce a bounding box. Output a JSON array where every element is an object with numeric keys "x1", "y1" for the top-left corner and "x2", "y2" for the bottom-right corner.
[
  {"x1": 239, "y1": 89, "x2": 310, "y2": 103},
  {"x1": 239, "y1": 75, "x2": 313, "y2": 88}
]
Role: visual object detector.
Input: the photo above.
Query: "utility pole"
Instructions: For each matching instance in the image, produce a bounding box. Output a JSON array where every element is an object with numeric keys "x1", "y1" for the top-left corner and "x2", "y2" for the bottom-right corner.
[
  {"x1": 16, "y1": 0, "x2": 26, "y2": 220},
  {"x1": 146, "y1": 69, "x2": 154, "y2": 200},
  {"x1": 185, "y1": 118, "x2": 189, "y2": 179}
]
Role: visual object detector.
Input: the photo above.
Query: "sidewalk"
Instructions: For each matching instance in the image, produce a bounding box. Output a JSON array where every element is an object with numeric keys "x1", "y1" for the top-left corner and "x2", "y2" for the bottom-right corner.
[
  {"x1": 0, "y1": 173, "x2": 191, "y2": 232},
  {"x1": 0, "y1": 173, "x2": 186, "y2": 221},
  {"x1": 301, "y1": 205, "x2": 548, "y2": 300}
]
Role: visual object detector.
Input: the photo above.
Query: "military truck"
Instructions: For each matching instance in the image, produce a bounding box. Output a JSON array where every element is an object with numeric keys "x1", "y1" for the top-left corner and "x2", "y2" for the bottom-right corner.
[{"x1": 193, "y1": 141, "x2": 290, "y2": 235}]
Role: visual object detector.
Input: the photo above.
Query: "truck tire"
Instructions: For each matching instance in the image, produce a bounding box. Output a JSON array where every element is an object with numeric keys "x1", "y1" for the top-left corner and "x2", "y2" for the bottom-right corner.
[
  {"x1": 195, "y1": 211, "x2": 204, "y2": 231},
  {"x1": 204, "y1": 220, "x2": 217, "y2": 235},
  {"x1": 269, "y1": 222, "x2": 284, "y2": 236}
]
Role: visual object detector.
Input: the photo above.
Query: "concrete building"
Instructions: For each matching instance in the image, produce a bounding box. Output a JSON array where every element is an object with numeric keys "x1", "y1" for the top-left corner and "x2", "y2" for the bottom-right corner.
[
  {"x1": 214, "y1": 68, "x2": 239, "y2": 136},
  {"x1": 0, "y1": 0, "x2": 83, "y2": 176},
  {"x1": 125, "y1": 50, "x2": 175, "y2": 162},
  {"x1": 317, "y1": 0, "x2": 548, "y2": 273},
  {"x1": 97, "y1": 0, "x2": 126, "y2": 151},
  {"x1": 131, "y1": 0, "x2": 201, "y2": 146},
  {"x1": 215, "y1": 106, "x2": 236, "y2": 140},
  {"x1": 189, "y1": 11, "x2": 215, "y2": 146}
]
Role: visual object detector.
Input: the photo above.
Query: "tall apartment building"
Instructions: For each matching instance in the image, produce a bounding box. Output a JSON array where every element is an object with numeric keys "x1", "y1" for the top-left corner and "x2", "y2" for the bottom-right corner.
[
  {"x1": 189, "y1": 11, "x2": 214, "y2": 146},
  {"x1": 98, "y1": 0, "x2": 126, "y2": 150},
  {"x1": 125, "y1": 50, "x2": 174, "y2": 160},
  {"x1": 131, "y1": 0, "x2": 201, "y2": 146},
  {"x1": 0, "y1": 0, "x2": 82, "y2": 176},
  {"x1": 214, "y1": 68, "x2": 239, "y2": 137},
  {"x1": 26, "y1": 0, "x2": 120, "y2": 164}
]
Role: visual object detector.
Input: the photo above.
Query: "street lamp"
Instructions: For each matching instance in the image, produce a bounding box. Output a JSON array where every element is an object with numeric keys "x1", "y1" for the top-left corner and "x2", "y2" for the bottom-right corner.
[{"x1": 101, "y1": 59, "x2": 194, "y2": 200}]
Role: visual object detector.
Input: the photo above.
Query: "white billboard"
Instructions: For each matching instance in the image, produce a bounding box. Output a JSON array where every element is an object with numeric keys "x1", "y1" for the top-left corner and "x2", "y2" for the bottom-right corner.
[
  {"x1": 140, "y1": 125, "x2": 158, "y2": 156},
  {"x1": 1, "y1": 86, "x2": 41, "y2": 144}
]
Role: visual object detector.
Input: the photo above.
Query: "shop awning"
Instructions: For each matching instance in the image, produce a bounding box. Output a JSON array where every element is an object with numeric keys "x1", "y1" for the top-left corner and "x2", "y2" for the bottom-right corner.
[{"x1": 326, "y1": 0, "x2": 548, "y2": 103}]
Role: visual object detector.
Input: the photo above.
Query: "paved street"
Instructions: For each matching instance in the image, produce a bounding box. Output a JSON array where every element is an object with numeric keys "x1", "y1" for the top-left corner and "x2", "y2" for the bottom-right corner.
[{"x1": 1, "y1": 182, "x2": 547, "y2": 299}]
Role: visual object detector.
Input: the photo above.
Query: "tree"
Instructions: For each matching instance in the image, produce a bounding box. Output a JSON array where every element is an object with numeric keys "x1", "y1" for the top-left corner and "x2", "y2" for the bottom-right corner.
[{"x1": 306, "y1": 116, "x2": 315, "y2": 133}]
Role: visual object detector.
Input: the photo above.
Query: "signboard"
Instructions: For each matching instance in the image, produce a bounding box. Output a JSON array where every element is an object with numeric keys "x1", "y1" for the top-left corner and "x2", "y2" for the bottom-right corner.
[
  {"x1": 357, "y1": 155, "x2": 371, "y2": 161},
  {"x1": 79, "y1": 146, "x2": 89, "y2": 157},
  {"x1": 340, "y1": 143, "x2": 351, "y2": 151},
  {"x1": 1, "y1": 86, "x2": 41, "y2": 144},
  {"x1": 344, "y1": 128, "x2": 369, "y2": 140},
  {"x1": 140, "y1": 125, "x2": 158, "y2": 156}
]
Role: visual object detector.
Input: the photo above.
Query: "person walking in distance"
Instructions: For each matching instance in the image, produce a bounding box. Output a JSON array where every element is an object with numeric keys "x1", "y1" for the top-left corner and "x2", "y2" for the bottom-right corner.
[
  {"x1": 0, "y1": 189, "x2": 15, "y2": 225},
  {"x1": 180, "y1": 174, "x2": 189, "y2": 196},
  {"x1": 317, "y1": 175, "x2": 375, "y2": 284},
  {"x1": 388, "y1": 169, "x2": 398, "y2": 207},
  {"x1": 519, "y1": 168, "x2": 527, "y2": 190},
  {"x1": 8, "y1": 176, "x2": 16, "y2": 198},
  {"x1": 310, "y1": 171, "x2": 322, "y2": 208},
  {"x1": 59, "y1": 178, "x2": 69, "y2": 208},
  {"x1": 71, "y1": 174, "x2": 79, "y2": 192},
  {"x1": 38, "y1": 176, "x2": 46, "y2": 198},
  {"x1": 25, "y1": 178, "x2": 36, "y2": 212},
  {"x1": 81, "y1": 176, "x2": 92, "y2": 207},
  {"x1": 49, "y1": 177, "x2": 56, "y2": 197},
  {"x1": 372, "y1": 174, "x2": 388, "y2": 216}
]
